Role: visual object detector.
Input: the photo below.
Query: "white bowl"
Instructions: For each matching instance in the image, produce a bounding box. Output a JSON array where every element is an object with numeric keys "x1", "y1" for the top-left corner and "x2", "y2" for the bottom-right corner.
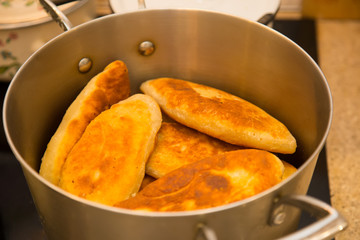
[{"x1": 109, "y1": 0, "x2": 280, "y2": 24}]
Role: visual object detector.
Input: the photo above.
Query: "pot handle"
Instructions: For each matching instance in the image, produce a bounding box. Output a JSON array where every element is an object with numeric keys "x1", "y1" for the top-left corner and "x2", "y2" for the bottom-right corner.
[
  {"x1": 39, "y1": 0, "x2": 73, "y2": 31},
  {"x1": 257, "y1": 13, "x2": 276, "y2": 25},
  {"x1": 271, "y1": 195, "x2": 347, "y2": 240},
  {"x1": 196, "y1": 195, "x2": 347, "y2": 240}
]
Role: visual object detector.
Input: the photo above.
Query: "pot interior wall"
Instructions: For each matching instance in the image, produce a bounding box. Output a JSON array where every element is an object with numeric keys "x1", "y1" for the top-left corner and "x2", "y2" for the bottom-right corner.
[{"x1": 4, "y1": 9, "x2": 331, "y2": 177}]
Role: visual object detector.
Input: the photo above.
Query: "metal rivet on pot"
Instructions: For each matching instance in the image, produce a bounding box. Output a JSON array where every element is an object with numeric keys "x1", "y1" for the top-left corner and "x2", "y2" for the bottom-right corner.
[
  {"x1": 78, "y1": 57, "x2": 92, "y2": 73},
  {"x1": 269, "y1": 199, "x2": 287, "y2": 226},
  {"x1": 196, "y1": 223, "x2": 217, "y2": 240},
  {"x1": 272, "y1": 212, "x2": 286, "y2": 225},
  {"x1": 138, "y1": 41, "x2": 155, "y2": 56}
]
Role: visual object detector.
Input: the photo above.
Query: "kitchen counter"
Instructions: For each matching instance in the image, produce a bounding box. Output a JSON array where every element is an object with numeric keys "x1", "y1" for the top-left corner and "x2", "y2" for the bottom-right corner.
[{"x1": 316, "y1": 19, "x2": 360, "y2": 239}]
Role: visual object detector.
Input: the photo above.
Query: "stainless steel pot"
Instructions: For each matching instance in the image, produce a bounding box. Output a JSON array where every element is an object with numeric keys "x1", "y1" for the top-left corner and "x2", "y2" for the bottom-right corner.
[{"x1": 2, "y1": 8, "x2": 347, "y2": 240}]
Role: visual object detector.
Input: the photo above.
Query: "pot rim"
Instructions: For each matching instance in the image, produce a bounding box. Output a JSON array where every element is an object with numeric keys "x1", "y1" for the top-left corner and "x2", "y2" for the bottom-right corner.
[{"x1": 2, "y1": 9, "x2": 333, "y2": 218}]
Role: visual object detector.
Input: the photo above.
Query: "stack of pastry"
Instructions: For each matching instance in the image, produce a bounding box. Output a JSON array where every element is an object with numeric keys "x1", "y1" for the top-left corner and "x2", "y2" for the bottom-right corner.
[{"x1": 40, "y1": 61, "x2": 297, "y2": 211}]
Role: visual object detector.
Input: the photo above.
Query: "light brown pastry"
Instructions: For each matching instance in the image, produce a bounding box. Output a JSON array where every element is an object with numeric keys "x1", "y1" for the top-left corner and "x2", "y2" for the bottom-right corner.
[
  {"x1": 146, "y1": 122, "x2": 240, "y2": 178},
  {"x1": 59, "y1": 94, "x2": 162, "y2": 206},
  {"x1": 140, "y1": 78, "x2": 296, "y2": 154},
  {"x1": 115, "y1": 149, "x2": 284, "y2": 211},
  {"x1": 282, "y1": 161, "x2": 297, "y2": 180},
  {"x1": 40, "y1": 60, "x2": 130, "y2": 185}
]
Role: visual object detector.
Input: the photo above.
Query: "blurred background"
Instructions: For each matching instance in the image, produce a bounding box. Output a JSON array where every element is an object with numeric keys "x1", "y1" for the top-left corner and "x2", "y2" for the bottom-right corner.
[{"x1": 277, "y1": 1, "x2": 360, "y2": 240}]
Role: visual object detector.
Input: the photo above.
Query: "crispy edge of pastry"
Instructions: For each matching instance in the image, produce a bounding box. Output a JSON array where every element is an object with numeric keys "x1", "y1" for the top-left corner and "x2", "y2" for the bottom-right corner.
[
  {"x1": 140, "y1": 78, "x2": 297, "y2": 154},
  {"x1": 40, "y1": 60, "x2": 130, "y2": 185}
]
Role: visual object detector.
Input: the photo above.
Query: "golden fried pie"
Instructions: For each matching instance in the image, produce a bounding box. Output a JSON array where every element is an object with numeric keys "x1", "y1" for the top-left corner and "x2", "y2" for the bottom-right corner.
[
  {"x1": 146, "y1": 122, "x2": 240, "y2": 178},
  {"x1": 116, "y1": 149, "x2": 284, "y2": 211},
  {"x1": 140, "y1": 78, "x2": 297, "y2": 154},
  {"x1": 59, "y1": 94, "x2": 162, "y2": 206},
  {"x1": 40, "y1": 60, "x2": 130, "y2": 185}
]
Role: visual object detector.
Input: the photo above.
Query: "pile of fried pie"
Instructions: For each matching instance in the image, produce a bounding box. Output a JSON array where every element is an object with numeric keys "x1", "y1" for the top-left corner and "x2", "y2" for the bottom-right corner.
[{"x1": 39, "y1": 60, "x2": 297, "y2": 212}]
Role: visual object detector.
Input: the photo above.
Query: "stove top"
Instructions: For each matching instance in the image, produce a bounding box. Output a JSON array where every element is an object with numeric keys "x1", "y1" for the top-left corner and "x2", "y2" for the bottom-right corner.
[{"x1": 0, "y1": 19, "x2": 331, "y2": 240}]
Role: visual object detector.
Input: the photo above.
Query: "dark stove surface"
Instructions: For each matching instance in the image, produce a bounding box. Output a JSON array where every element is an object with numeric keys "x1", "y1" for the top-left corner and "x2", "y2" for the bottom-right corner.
[{"x1": 0, "y1": 19, "x2": 331, "y2": 240}]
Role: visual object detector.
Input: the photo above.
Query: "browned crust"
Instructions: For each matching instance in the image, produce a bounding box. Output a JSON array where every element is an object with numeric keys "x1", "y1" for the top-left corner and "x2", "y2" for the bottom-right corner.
[
  {"x1": 116, "y1": 149, "x2": 284, "y2": 211},
  {"x1": 140, "y1": 78, "x2": 297, "y2": 154},
  {"x1": 146, "y1": 122, "x2": 241, "y2": 178},
  {"x1": 40, "y1": 60, "x2": 130, "y2": 185},
  {"x1": 59, "y1": 94, "x2": 162, "y2": 206}
]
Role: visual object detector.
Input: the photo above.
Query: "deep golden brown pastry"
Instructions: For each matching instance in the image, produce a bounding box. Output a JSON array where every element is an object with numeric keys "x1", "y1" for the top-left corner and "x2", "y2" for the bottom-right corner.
[
  {"x1": 146, "y1": 122, "x2": 240, "y2": 178},
  {"x1": 40, "y1": 60, "x2": 130, "y2": 185},
  {"x1": 140, "y1": 78, "x2": 297, "y2": 154},
  {"x1": 59, "y1": 94, "x2": 162, "y2": 206},
  {"x1": 115, "y1": 149, "x2": 284, "y2": 211}
]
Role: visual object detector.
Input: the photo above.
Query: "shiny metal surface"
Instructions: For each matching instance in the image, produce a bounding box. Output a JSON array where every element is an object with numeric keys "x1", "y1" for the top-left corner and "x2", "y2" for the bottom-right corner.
[
  {"x1": 138, "y1": 40, "x2": 155, "y2": 56},
  {"x1": 40, "y1": 0, "x2": 73, "y2": 31},
  {"x1": 78, "y1": 57, "x2": 93, "y2": 73},
  {"x1": 196, "y1": 194, "x2": 347, "y2": 240},
  {"x1": 3, "y1": 9, "x2": 341, "y2": 239},
  {"x1": 196, "y1": 223, "x2": 218, "y2": 240},
  {"x1": 137, "y1": 0, "x2": 146, "y2": 9},
  {"x1": 277, "y1": 195, "x2": 348, "y2": 240}
]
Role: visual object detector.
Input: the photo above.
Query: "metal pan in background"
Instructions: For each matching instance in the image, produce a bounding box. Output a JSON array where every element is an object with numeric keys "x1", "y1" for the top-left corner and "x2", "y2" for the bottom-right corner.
[{"x1": 0, "y1": 0, "x2": 96, "y2": 81}]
